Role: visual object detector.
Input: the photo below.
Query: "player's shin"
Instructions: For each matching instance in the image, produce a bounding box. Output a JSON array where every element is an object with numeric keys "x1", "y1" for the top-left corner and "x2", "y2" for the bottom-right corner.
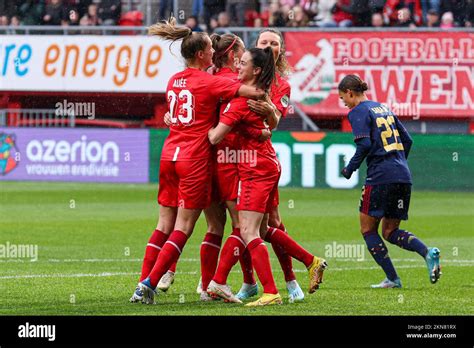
[
  {"x1": 213, "y1": 228, "x2": 246, "y2": 285},
  {"x1": 386, "y1": 229, "x2": 428, "y2": 258},
  {"x1": 200, "y1": 232, "x2": 223, "y2": 291},
  {"x1": 247, "y1": 238, "x2": 278, "y2": 295},
  {"x1": 148, "y1": 230, "x2": 188, "y2": 288},
  {"x1": 265, "y1": 227, "x2": 314, "y2": 268},
  {"x1": 363, "y1": 231, "x2": 399, "y2": 281},
  {"x1": 140, "y1": 229, "x2": 169, "y2": 282}
]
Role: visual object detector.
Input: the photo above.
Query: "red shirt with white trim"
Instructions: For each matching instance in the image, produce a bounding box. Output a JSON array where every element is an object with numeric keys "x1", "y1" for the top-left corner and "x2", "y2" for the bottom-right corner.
[
  {"x1": 219, "y1": 96, "x2": 279, "y2": 179},
  {"x1": 162, "y1": 67, "x2": 241, "y2": 161}
]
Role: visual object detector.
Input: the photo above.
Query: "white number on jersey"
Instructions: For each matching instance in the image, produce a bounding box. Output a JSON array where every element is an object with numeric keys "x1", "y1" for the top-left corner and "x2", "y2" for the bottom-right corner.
[{"x1": 168, "y1": 90, "x2": 195, "y2": 126}]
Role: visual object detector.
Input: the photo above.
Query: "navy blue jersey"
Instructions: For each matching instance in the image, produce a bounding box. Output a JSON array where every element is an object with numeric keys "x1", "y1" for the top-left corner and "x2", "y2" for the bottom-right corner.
[{"x1": 347, "y1": 100, "x2": 412, "y2": 185}]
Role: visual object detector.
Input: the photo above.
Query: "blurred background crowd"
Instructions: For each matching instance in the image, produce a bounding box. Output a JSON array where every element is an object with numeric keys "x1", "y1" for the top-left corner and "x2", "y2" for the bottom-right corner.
[{"x1": 0, "y1": 0, "x2": 473, "y2": 32}]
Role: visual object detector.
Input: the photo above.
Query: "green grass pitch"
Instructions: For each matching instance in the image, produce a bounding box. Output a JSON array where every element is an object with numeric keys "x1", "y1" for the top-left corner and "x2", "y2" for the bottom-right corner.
[{"x1": 0, "y1": 182, "x2": 473, "y2": 315}]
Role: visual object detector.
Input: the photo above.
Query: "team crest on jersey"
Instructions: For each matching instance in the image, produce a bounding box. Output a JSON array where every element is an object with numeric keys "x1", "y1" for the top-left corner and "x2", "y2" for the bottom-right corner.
[
  {"x1": 223, "y1": 102, "x2": 231, "y2": 113},
  {"x1": 281, "y1": 95, "x2": 289, "y2": 108}
]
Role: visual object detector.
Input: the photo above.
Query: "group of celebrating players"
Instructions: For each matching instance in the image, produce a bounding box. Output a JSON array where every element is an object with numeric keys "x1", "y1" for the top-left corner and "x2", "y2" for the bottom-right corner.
[{"x1": 129, "y1": 18, "x2": 442, "y2": 307}]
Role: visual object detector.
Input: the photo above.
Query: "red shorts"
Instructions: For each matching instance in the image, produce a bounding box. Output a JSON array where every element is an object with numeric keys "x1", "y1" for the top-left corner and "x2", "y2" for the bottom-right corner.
[
  {"x1": 236, "y1": 169, "x2": 281, "y2": 214},
  {"x1": 158, "y1": 159, "x2": 212, "y2": 209},
  {"x1": 215, "y1": 161, "x2": 239, "y2": 202}
]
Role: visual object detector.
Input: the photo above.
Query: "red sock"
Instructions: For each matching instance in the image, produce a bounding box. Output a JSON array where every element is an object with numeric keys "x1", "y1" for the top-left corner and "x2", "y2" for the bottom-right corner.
[
  {"x1": 265, "y1": 226, "x2": 296, "y2": 282},
  {"x1": 266, "y1": 227, "x2": 314, "y2": 268},
  {"x1": 239, "y1": 248, "x2": 256, "y2": 285},
  {"x1": 247, "y1": 238, "x2": 278, "y2": 294},
  {"x1": 140, "y1": 229, "x2": 169, "y2": 282},
  {"x1": 168, "y1": 261, "x2": 177, "y2": 273},
  {"x1": 148, "y1": 230, "x2": 188, "y2": 288},
  {"x1": 200, "y1": 232, "x2": 223, "y2": 291},
  {"x1": 213, "y1": 228, "x2": 246, "y2": 285}
]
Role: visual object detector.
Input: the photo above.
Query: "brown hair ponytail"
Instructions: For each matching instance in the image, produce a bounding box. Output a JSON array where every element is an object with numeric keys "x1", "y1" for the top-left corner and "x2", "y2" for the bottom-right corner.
[
  {"x1": 248, "y1": 47, "x2": 276, "y2": 92},
  {"x1": 148, "y1": 16, "x2": 209, "y2": 62},
  {"x1": 338, "y1": 74, "x2": 369, "y2": 94}
]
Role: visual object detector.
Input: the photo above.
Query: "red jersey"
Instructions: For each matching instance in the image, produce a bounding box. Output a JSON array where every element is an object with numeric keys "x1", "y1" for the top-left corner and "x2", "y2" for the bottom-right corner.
[
  {"x1": 270, "y1": 74, "x2": 291, "y2": 118},
  {"x1": 162, "y1": 68, "x2": 241, "y2": 161},
  {"x1": 214, "y1": 67, "x2": 240, "y2": 151},
  {"x1": 219, "y1": 96, "x2": 279, "y2": 180}
]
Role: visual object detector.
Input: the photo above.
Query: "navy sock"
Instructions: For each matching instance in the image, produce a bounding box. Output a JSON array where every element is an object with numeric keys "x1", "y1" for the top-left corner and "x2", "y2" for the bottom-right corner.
[
  {"x1": 387, "y1": 229, "x2": 428, "y2": 258},
  {"x1": 363, "y1": 231, "x2": 398, "y2": 281}
]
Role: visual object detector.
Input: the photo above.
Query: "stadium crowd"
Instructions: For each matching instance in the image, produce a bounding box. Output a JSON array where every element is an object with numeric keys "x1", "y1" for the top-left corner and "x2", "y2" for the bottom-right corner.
[{"x1": 0, "y1": 0, "x2": 473, "y2": 31}]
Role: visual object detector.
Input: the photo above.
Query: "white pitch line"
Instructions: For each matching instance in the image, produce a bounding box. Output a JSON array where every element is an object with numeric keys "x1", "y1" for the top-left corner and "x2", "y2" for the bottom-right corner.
[{"x1": 1, "y1": 263, "x2": 473, "y2": 280}]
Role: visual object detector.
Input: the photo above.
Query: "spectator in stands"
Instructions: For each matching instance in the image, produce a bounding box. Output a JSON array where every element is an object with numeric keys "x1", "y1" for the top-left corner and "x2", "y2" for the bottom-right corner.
[
  {"x1": 420, "y1": 0, "x2": 441, "y2": 24},
  {"x1": 371, "y1": 12, "x2": 386, "y2": 27},
  {"x1": 98, "y1": 0, "x2": 121, "y2": 25},
  {"x1": 268, "y1": 1, "x2": 287, "y2": 26},
  {"x1": 77, "y1": 0, "x2": 92, "y2": 19},
  {"x1": 226, "y1": 0, "x2": 246, "y2": 26},
  {"x1": 43, "y1": 0, "x2": 67, "y2": 25},
  {"x1": 63, "y1": 8, "x2": 80, "y2": 26},
  {"x1": 11, "y1": 15, "x2": 20, "y2": 26},
  {"x1": 217, "y1": 11, "x2": 230, "y2": 27},
  {"x1": 314, "y1": 0, "x2": 337, "y2": 27},
  {"x1": 466, "y1": 0, "x2": 474, "y2": 26},
  {"x1": 439, "y1": 0, "x2": 467, "y2": 27},
  {"x1": 208, "y1": 15, "x2": 219, "y2": 32},
  {"x1": 0, "y1": 14, "x2": 8, "y2": 26},
  {"x1": 394, "y1": 7, "x2": 417, "y2": 27},
  {"x1": 80, "y1": 3, "x2": 101, "y2": 30},
  {"x1": 331, "y1": 0, "x2": 354, "y2": 27},
  {"x1": 439, "y1": 11, "x2": 454, "y2": 28},
  {"x1": 203, "y1": 0, "x2": 225, "y2": 30},
  {"x1": 185, "y1": 15, "x2": 203, "y2": 31},
  {"x1": 18, "y1": 0, "x2": 45, "y2": 25},
  {"x1": 300, "y1": 0, "x2": 319, "y2": 23},
  {"x1": 287, "y1": 5, "x2": 309, "y2": 26},
  {"x1": 384, "y1": 0, "x2": 422, "y2": 26},
  {"x1": 425, "y1": 8, "x2": 440, "y2": 26}
]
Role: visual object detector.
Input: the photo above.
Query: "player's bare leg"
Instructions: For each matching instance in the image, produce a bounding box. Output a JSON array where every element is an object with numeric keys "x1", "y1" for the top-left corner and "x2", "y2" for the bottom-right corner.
[
  {"x1": 197, "y1": 201, "x2": 226, "y2": 300},
  {"x1": 239, "y1": 210, "x2": 282, "y2": 306},
  {"x1": 139, "y1": 208, "x2": 202, "y2": 304},
  {"x1": 130, "y1": 206, "x2": 177, "y2": 303},
  {"x1": 382, "y1": 218, "x2": 441, "y2": 284},
  {"x1": 359, "y1": 213, "x2": 401, "y2": 288}
]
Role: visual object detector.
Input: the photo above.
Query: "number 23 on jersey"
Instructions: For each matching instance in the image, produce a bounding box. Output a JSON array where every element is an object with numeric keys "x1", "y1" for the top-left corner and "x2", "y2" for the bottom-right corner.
[{"x1": 168, "y1": 89, "x2": 195, "y2": 126}]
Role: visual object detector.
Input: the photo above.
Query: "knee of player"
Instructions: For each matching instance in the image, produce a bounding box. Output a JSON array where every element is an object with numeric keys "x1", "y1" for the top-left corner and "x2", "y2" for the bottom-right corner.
[{"x1": 382, "y1": 229, "x2": 394, "y2": 241}]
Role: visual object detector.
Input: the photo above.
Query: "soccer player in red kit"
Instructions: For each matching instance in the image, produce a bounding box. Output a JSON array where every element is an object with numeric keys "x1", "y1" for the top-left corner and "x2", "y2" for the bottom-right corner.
[
  {"x1": 208, "y1": 47, "x2": 327, "y2": 306},
  {"x1": 236, "y1": 29, "x2": 307, "y2": 302},
  {"x1": 129, "y1": 17, "x2": 264, "y2": 304}
]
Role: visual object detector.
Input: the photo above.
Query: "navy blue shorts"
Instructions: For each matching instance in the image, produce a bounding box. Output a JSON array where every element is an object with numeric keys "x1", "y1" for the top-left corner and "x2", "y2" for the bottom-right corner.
[{"x1": 359, "y1": 183, "x2": 411, "y2": 220}]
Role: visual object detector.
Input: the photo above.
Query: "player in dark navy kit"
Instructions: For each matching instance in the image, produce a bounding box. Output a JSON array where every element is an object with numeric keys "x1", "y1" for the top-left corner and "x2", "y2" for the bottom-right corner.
[{"x1": 338, "y1": 74, "x2": 441, "y2": 288}]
